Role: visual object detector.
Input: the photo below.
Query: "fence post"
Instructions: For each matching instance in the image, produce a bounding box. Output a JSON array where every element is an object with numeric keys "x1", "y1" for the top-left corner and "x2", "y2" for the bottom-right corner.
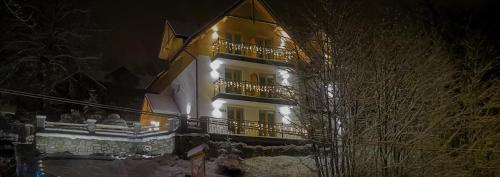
[
  {"x1": 169, "y1": 118, "x2": 179, "y2": 132},
  {"x1": 87, "y1": 119, "x2": 96, "y2": 134},
  {"x1": 35, "y1": 115, "x2": 46, "y2": 131},
  {"x1": 133, "y1": 122, "x2": 142, "y2": 134},
  {"x1": 199, "y1": 116, "x2": 209, "y2": 133},
  {"x1": 178, "y1": 114, "x2": 188, "y2": 133}
]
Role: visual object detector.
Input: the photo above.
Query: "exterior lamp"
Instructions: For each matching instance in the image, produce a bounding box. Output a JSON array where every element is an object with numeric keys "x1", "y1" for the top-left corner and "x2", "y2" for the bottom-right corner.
[
  {"x1": 210, "y1": 60, "x2": 222, "y2": 70},
  {"x1": 210, "y1": 60, "x2": 222, "y2": 79},
  {"x1": 211, "y1": 25, "x2": 219, "y2": 40},
  {"x1": 279, "y1": 70, "x2": 290, "y2": 86},
  {"x1": 210, "y1": 70, "x2": 219, "y2": 79},
  {"x1": 212, "y1": 100, "x2": 225, "y2": 109}
]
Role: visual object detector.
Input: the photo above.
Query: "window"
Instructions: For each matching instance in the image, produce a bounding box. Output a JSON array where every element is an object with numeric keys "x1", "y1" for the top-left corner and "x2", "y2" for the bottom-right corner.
[
  {"x1": 227, "y1": 106, "x2": 244, "y2": 135},
  {"x1": 224, "y1": 68, "x2": 242, "y2": 94},
  {"x1": 259, "y1": 110, "x2": 276, "y2": 136}
]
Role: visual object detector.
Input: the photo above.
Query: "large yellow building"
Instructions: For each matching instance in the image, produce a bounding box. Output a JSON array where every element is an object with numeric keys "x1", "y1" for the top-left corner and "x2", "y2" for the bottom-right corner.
[{"x1": 142, "y1": 0, "x2": 304, "y2": 139}]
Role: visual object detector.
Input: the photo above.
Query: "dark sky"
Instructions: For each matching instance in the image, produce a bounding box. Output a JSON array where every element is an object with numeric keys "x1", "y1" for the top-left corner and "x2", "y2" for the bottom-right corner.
[{"x1": 78, "y1": 0, "x2": 500, "y2": 76}]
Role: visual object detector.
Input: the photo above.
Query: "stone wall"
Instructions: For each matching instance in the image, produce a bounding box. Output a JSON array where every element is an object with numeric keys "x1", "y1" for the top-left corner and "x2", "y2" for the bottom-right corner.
[
  {"x1": 36, "y1": 133, "x2": 175, "y2": 156},
  {"x1": 209, "y1": 141, "x2": 312, "y2": 158}
]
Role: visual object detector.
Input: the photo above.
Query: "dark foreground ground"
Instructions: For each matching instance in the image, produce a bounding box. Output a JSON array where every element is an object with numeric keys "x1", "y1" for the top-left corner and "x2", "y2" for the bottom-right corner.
[{"x1": 43, "y1": 155, "x2": 316, "y2": 177}]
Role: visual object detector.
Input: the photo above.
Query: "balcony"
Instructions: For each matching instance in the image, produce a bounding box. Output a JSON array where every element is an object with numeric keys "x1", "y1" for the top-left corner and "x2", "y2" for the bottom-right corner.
[
  {"x1": 208, "y1": 117, "x2": 305, "y2": 139},
  {"x1": 211, "y1": 38, "x2": 294, "y2": 67},
  {"x1": 213, "y1": 79, "x2": 293, "y2": 105}
]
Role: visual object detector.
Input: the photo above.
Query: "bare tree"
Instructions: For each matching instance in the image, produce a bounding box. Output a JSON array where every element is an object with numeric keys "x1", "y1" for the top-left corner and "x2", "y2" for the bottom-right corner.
[
  {"x1": 279, "y1": 1, "x2": 500, "y2": 177},
  {"x1": 0, "y1": 0, "x2": 102, "y2": 121}
]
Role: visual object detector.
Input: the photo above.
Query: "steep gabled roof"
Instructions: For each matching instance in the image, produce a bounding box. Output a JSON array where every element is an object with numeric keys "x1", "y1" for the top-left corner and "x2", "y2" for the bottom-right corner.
[{"x1": 147, "y1": 0, "x2": 289, "y2": 93}]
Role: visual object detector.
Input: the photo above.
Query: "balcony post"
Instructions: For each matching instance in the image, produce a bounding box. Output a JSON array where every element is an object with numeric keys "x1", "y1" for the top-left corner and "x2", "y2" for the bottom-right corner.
[{"x1": 133, "y1": 122, "x2": 142, "y2": 134}]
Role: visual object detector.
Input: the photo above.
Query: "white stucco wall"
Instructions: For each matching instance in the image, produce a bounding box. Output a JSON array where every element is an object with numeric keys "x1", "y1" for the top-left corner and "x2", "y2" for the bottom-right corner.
[
  {"x1": 171, "y1": 61, "x2": 197, "y2": 118},
  {"x1": 199, "y1": 54, "x2": 297, "y2": 124}
]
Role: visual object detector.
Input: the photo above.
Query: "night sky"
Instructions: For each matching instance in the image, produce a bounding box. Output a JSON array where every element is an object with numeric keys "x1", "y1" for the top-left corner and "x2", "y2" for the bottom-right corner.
[{"x1": 72, "y1": 0, "x2": 500, "y2": 76}]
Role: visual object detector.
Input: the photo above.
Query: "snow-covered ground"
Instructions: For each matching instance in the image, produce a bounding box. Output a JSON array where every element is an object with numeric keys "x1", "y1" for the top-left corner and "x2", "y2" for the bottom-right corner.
[
  {"x1": 242, "y1": 156, "x2": 316, "y2": 177},
  {"x1": 43, "y1": 155, "x2": 316, "y2": 177}
]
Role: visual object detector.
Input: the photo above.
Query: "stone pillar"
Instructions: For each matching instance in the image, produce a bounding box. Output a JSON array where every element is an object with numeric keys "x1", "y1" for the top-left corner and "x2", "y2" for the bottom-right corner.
[
  {"x1": 87, "y1": 119, "x2": 96, "y2": 134},
  {"x1": 133, "y1": 122, "x2": 142, "y2": 134},
  {"x1": 169, "y1": 118, "x2": 180, "y2": 132},
  {"x1": 178, "y1": 114, "x2": 189, "y2": 133},
  {"x1": 36, "y1": 115, "x2": 46, "y2": 131},
  {"x1": 24, "y1": 124, "x2": 34, "y2": 143}
]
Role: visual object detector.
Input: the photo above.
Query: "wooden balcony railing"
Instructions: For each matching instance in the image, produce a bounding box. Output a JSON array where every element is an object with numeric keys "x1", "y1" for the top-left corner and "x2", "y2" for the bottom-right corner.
[
  {"x1": 211, "y1": 38, "x2": 294, "y2": 62},
  {"x1": 208, "y1": 117, "x2": 305, "y2": 139},
  {"x1": 213, "y1": 79, "x2": 290, "y2": 99}
]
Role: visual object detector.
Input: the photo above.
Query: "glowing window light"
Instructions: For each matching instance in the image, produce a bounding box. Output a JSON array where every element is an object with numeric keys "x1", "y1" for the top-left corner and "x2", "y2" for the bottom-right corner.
[
  {"x1": 150, "y1": 120, "x2": 160, "y2": 131},
  {"x1": 150, "y1": 121, "x2": 160, "y2": 127}
]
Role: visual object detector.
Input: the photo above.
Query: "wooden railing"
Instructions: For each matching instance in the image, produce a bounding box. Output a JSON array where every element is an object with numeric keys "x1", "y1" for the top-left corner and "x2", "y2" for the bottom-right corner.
[
  {"x1": 212, "y1": 38, "x2": 294, "y2": 62},
  {"x1": 213, "y1": 79, "x2": 290, "y2": 99},
  {"x1": 207, "y1": 117, "x2": 305, "y2": 139}
]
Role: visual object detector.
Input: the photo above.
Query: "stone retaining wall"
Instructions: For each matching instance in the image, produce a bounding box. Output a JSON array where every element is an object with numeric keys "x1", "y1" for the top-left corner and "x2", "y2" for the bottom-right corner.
[{"x1": 36, "y1": 133, "x2": 175, "y2": 156}]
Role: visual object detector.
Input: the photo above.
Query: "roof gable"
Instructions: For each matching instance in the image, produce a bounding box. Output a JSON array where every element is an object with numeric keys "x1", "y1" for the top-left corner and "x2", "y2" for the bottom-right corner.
[
  {"x1": 148, "y1": 0, "x2": 287, "y2": 93},
  {"x1": 229, "y1": 0, "x2": 277, "y2": 24}
]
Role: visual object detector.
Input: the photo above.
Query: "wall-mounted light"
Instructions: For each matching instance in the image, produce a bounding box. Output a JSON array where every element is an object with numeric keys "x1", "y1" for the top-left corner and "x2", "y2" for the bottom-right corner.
[
  {"x1": 210, "y1": 70, "x2": 219, "y2": 79},
  {"x1": 211, "y1": 100, "x2": 225, "y2": 118},
  {"x1": 210, "y1": 60, "x2": 223, "y2": 80},
  {"x1": 212, "y1": 100, "x2": 225, "y2": 109},
  {"x1": 279, "y1": 69, "x2": 290, "y2": 86},
  {"x1": 211, "y1": 25, "x2": 219, "y2": 40},
  {"x1": 327, "y1": 83, "x2": 334, "y2": 98},
  {"x1": 186, "y1": 103, "x2": 192, "y2": 115},
  {"x1": 210, "y1": 60, "x2": 222, "y2": 70}
]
